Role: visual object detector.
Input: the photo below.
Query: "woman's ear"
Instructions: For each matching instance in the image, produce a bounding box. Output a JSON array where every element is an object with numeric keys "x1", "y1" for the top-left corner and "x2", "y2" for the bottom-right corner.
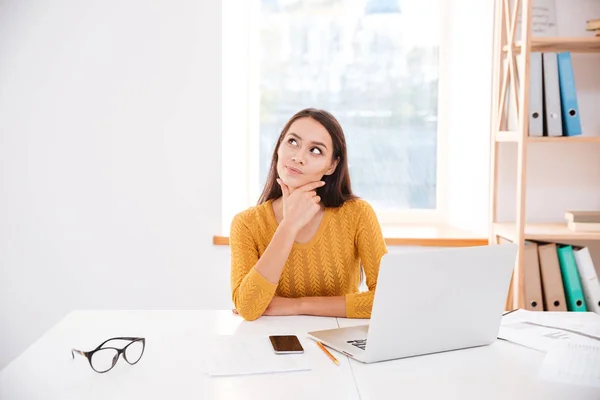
[{"x1": 324, "y1": 157, "x2": 340, "y2": 176}]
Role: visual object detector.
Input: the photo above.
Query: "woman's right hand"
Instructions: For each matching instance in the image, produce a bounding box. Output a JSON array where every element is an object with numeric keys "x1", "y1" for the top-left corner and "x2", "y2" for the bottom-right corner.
[{"x1": 277, "y1": 178, "x2": 325, "y2": 234}]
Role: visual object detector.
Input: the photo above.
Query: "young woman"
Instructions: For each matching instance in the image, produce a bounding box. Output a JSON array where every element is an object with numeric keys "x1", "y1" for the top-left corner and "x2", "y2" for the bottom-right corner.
[{"x1": 230, "y1": 108, "x2": 387, "y2": 321}]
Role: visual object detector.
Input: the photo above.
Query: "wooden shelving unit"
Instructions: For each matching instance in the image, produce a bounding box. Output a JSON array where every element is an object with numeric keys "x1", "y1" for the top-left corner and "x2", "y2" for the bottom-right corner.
[
  {"x1": 504, "y1": 37, "x2": 600, "y2": 53},
  {"x1": 489, "y1": 0, "x2": 600, "y2": 310},
  {"x1": 493, "y1": 223, "x2": 600, "y2": 242}
]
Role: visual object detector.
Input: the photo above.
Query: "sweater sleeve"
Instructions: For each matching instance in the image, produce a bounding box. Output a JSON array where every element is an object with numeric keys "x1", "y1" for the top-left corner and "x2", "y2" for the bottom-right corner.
[
  {"x1": 345, "y1": 201, "x2": 388, "y2": 318},
  {"x1": 230, "y1": 213, "x2": 277, "y2": 321}
]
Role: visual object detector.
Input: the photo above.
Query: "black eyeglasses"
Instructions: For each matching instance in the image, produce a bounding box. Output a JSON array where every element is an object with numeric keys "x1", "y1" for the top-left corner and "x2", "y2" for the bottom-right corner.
[{"x1": 71, "y1": 337, "x2": 146, "y2": 373}]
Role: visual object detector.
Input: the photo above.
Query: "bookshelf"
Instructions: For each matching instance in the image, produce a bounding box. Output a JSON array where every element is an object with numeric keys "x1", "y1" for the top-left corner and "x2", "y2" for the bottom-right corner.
[{"x1": 489, "y1": 0, "x2": 600, "y2": 310}]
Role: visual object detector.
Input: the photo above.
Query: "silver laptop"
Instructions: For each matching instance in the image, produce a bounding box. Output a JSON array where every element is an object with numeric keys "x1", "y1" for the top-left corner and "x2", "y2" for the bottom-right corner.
[{"x1": 307, "y1": 244, "x2": 517, "y2": 363}]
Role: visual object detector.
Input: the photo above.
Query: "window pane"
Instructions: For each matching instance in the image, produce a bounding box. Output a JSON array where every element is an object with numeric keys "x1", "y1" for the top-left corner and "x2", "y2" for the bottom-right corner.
[{"x1": 259, "y1": 0, "x2": 439, "y2": 210}]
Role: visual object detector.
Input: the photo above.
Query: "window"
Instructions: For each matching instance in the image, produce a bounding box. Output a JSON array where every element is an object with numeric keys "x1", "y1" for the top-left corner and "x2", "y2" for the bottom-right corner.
[{"x1": 222, "y1": 0, "x2": 445, "y2": 232}]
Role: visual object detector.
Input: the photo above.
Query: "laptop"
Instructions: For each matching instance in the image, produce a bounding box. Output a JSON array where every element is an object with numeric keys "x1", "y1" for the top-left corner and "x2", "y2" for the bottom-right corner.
[{"x1": 307, "y1": 243, "x2": 517, "y2": 363}]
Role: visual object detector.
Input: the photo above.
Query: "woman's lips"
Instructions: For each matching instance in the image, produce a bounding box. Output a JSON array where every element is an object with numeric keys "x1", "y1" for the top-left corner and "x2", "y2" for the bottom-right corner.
[{"x1": 285, "y1": 166, "x2": 303, "y2": 175}]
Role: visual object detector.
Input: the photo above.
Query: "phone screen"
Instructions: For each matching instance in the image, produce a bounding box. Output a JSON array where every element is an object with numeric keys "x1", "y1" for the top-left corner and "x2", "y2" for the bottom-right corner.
[{"x1": 269, "y1": 335, "x2": 304, "y2": 354}]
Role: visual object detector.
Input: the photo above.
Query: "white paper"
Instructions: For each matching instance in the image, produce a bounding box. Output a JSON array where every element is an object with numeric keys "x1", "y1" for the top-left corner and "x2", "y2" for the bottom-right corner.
[
  {"x1": 204, "y1": 335, "x2": 312, "y2": 377},
  {"x1": 498, "y1": 321, "x2": 599, "y2": 352},
  {"x1": 498, "y1": 310, "x2": 600, "y2": 352},
  {"x1": 539, "y1": 342, "x2": 600, "y2": 388}
]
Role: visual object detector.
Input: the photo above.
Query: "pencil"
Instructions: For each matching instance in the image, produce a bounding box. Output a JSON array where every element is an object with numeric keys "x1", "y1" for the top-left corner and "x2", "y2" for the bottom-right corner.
[{"x1": 316, "y1": 341, "x2": 339, "y2": 366}]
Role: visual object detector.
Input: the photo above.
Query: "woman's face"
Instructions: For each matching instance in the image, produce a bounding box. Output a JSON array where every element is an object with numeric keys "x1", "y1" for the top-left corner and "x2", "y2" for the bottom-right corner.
[{"x1": 276, "y1": 117, "x2": 338, "y2": 189}]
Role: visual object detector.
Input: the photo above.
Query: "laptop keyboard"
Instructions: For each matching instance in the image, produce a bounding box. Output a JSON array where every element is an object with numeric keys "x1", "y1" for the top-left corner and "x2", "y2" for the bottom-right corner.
[{"x1": 347, "y1": 339, "x2": 367, "y2": 350}]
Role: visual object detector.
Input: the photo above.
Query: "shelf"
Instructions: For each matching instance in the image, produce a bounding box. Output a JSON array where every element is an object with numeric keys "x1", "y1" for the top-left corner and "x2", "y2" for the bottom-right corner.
[
  {"x1": 495, "y1": 131, "x2": 600, "y2": 143},
  {"x1": 493, "y1": 222, "x2": 600, "y2": 242},
  {"x1": 504, "y1": 37, "x2": 600, "y2": 53}
]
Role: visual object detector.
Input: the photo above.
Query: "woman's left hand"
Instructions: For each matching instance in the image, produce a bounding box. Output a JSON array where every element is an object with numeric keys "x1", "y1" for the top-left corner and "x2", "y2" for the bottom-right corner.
[{"x1": 231, "y1": 296, "x2": 301, "y2": 317}]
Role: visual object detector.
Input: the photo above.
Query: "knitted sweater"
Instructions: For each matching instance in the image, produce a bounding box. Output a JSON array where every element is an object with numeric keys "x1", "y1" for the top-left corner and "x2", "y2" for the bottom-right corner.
[{"x1": 230, "y1": 198, "x2": 387, "y2": 321}]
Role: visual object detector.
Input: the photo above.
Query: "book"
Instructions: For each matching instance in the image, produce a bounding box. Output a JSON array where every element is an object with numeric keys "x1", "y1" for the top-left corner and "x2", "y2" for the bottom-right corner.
[
  {"x1": 564, "y1": 211, "x2": 600, "y2": 223},
  {"x1": 586, "y1": 18, "x2": 600, "y2": 31}
]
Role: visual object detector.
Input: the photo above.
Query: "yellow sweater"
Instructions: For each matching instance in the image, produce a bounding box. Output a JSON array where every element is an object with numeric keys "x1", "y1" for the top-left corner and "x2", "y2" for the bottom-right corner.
[{"x1": 230, "y1": 198, "x2": 387, "y2": 321}]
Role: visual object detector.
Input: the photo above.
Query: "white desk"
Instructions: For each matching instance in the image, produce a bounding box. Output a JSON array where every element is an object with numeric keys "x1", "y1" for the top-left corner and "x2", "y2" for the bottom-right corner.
[
  {"x1": 338, "y1": 318, "x2": 600, "y2": 400},
  {"x1": 1, "y1": 311, "x2": 599, "y2": 400},
  {"x1": 0, "y1": 311, "x2": 359, "y2": 400}
]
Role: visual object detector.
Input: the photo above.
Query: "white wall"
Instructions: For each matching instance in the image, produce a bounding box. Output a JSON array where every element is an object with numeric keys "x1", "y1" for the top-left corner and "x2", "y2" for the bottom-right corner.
[{"x1": 0, "y1": 0, "x2": 230, "y2": 370}]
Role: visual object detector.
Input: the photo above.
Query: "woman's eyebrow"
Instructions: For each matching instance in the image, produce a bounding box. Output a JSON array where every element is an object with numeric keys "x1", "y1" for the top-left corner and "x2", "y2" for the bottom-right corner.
[{"x1": 288, "y1": 132, "x2": 328, "y2": 149}]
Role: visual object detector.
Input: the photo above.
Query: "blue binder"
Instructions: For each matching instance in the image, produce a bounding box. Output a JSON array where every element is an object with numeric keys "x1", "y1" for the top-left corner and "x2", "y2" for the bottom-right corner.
[{"x1": 557, "y1": 52, "x2": 582, "y2": 136}]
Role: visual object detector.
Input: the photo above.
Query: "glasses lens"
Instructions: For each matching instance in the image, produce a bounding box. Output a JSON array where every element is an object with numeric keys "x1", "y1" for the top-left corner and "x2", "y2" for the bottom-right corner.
[
  {"x1": 124, "y1": 340, "x2": 144, "y2": 364},
  {"x1": 90, "y1": 348, "x2": 119, "y2": 372}
]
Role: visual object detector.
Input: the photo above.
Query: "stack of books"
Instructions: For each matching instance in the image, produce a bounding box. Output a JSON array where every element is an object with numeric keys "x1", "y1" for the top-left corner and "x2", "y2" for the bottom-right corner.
[
  {"x1": 587, "y1": 18, "x2": 600, "y2": 36},
  {"x1": 565, "y1": 211, "x2": 600, "y2": 232}
]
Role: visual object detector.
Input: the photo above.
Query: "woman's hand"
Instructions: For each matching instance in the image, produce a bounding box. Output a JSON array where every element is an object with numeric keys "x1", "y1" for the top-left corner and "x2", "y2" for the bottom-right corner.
[
  {"x1": 277, "y1": 178, "x2": 324, "y2": 234},
  {"x1": 232, "y1": 296, "x2": 301, "y2": 317}
]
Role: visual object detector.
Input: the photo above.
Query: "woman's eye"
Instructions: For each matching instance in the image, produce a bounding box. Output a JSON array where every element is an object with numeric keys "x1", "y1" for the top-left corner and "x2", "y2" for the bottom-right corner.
[
  {"x1": 288, "y1": 138, "x2": 297, "y2": 146},
  {"x1": 311, "y1": 147, "x2": 322, "y2": 155}
]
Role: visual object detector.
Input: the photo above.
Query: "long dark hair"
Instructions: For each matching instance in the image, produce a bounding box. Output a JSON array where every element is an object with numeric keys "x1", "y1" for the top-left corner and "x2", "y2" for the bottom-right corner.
[{"x1": 258, "y1": 108, "x2": 356, "y2": 207}]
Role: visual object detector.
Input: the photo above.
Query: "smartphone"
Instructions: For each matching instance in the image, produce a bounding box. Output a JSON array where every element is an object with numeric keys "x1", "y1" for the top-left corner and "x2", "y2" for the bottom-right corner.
[{"x1": 269, "y1": 335, "x2": 304, "y2": 354}]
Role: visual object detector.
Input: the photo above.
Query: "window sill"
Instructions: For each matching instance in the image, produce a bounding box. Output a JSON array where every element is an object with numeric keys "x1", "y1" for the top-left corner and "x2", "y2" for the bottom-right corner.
[{"x1": 213, "y1": 223, "x2": 488, "y2": 247}]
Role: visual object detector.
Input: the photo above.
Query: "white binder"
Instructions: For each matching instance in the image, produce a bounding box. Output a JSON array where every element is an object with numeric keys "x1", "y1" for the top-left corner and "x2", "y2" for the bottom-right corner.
[
  {"x1": 506, "y1": 53, "x2": 543, "y2": 137},
  {"x1": 542, "y1": 52, "x2": 563, "y2": 137},
  {"x1": 528, "y1": 53, "x2": 544, "y2": 137},
  {"x1": 573, "y1": 247, "x2": 600, "y2": 314}
]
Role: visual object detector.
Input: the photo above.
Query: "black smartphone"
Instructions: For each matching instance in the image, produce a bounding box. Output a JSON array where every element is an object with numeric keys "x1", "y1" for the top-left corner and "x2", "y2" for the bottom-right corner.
[{"x1": 269, "y1": 335, "x2": 304, "y2": 354}]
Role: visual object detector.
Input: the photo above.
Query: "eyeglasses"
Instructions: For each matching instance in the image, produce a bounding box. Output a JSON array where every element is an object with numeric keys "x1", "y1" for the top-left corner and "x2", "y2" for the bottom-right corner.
[{"x1": 71, "y1": 337, "x2": 146, "y2": 373}]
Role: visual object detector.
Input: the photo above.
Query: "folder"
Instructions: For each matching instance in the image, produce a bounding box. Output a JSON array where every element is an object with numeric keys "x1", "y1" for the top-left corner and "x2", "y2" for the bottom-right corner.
[
  {"x1": 556, "y1": 245, "x2": 587, "y2": 311},
  {"x1": 528, "y1": 53, "x2": 544, "y2": 137},
  {"x1": 557, "y1": 52, "x2": 582, "y2": 136},
  {"x1": 537, "y1": 243, "x2": 567, "y2": 311},
  {"x1": 523, "y1": 241, "x2": 544, "y2": 311},
  {"x1": 506, "y1": 53, "x2": 543, "y2": 137},
  {"x1": 542, "y1": 53, "x2": 563, "y2": 137},
  {"x1": 573, "y1": 247, "x2": 600, "y2": 314}
]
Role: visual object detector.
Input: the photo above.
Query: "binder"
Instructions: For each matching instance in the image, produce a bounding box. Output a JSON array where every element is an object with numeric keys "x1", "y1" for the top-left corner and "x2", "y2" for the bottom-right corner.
[
  {"x1": 528, "y1": 53, "x2": 544, "y2": 137},
  {"x1": 556, "y1": 245, "x2": 587, "y2": 311},
  {"x1": 557, "y1": 52, "x2": 582, "y2": 136},
  {"x1": 506, "y1": 53, "x2": 543, "y2": 136},
  {"x1": 523, "y1": 241, "x2": 544, "y2": 311},
  {"x1": 537, "y1": 243, "x2": 567, "y2": 311},
  {"x1": 573, "y1": 247, "x2": 600, "y2": 314},
  {"x1": 542, "y1": 52, "x2": 563, "y2": 137}
]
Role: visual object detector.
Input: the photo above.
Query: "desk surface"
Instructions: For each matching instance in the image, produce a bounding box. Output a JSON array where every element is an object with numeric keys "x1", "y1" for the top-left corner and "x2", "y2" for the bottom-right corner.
[
  {"x1": 1, "y1": 310, "x2": 599, "y2": 400},
  {"x1": 337, "y1": 318, "x2": 600, "y2": 400}
]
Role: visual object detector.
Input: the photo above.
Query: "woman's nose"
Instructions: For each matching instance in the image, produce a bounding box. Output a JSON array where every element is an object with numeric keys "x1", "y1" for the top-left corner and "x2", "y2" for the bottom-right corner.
[{"x1": 291, "y1": 154, "x2": 304, "y2": 165}]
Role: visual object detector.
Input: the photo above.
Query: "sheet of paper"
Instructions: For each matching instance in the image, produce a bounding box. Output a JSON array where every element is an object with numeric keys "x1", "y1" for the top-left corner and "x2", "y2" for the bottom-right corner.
[
  {"x1": 502, "y1": 309, "x2": 600, "y2": 337},
  {"x1": 204, "y1": 335, "x2": 312, "y2": 377},
  {"x1": 498, "y1": 321, "x2": 600, "y2": 352},
  {"x1": 539, "y1": 342, "x2": 600, "y2": 389},
  {"x1": 498, "y1": 310, "x2": 600, "y2": 352}
]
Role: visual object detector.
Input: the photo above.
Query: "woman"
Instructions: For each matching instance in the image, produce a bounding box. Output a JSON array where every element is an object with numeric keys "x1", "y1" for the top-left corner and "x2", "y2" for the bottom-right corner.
[{"x1": 230, "y1": 108, "x2": 387, "y2": 321}]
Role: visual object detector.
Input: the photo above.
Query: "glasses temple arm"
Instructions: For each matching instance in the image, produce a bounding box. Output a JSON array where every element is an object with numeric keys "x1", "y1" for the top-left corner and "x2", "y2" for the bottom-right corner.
[{"x1": 71, "y1": 349, "x2": 86, "y2": 359}]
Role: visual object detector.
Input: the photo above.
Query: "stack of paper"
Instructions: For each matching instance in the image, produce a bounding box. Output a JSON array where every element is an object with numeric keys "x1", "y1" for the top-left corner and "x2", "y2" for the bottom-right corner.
[{"x1": 204, "y1": 335, "x2": 312, "y2": 377}]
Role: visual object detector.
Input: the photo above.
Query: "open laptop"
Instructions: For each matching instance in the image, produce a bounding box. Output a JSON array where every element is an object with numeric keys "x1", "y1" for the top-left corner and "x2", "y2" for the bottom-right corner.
[{"x1": 307, "y1": 243, "x2": 517, "y2": 363}]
